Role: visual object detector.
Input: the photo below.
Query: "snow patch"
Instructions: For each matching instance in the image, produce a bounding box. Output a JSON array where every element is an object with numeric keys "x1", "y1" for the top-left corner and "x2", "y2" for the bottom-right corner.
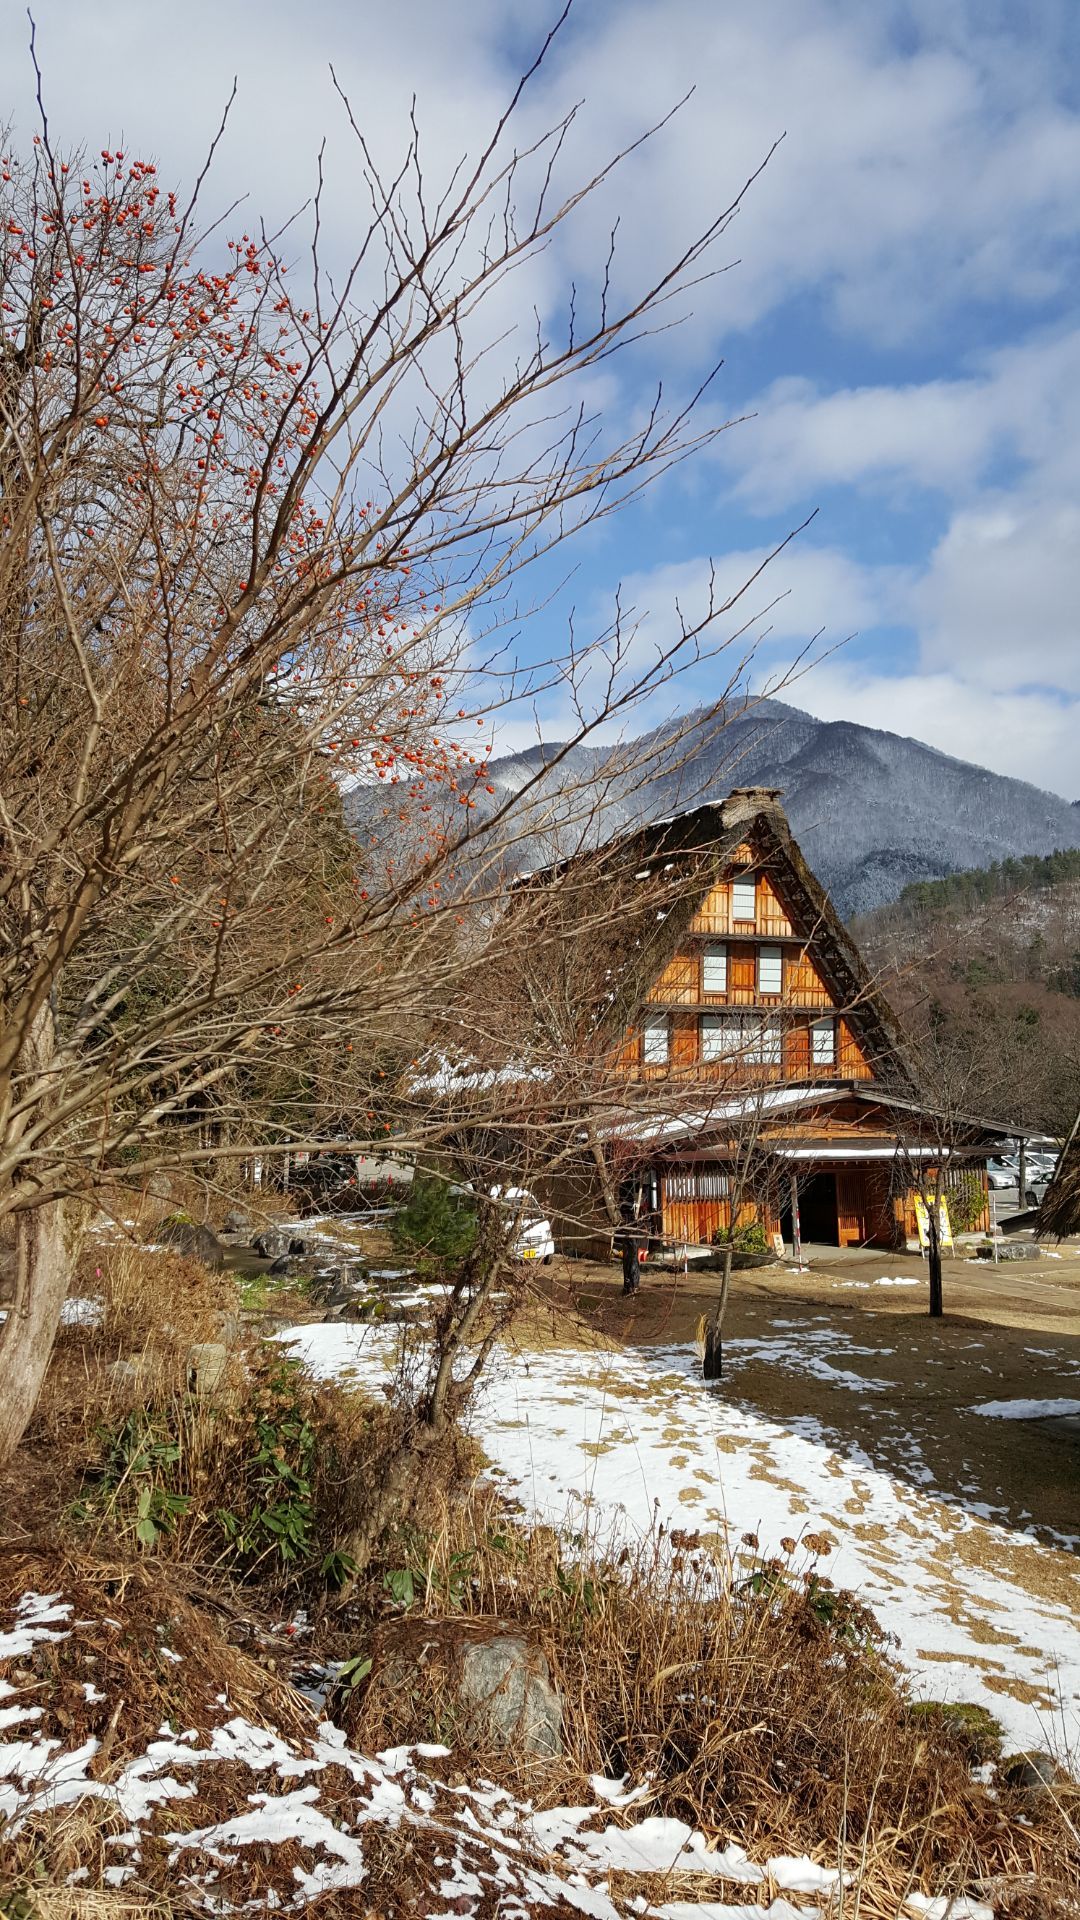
[{"x1": 972, "y1": 1397, "x2": 1080, "y2": 1421}]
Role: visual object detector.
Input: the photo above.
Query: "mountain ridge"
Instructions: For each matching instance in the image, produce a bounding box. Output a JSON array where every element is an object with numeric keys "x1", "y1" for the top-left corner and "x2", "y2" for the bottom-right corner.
[{"x1": 476, "y1": 699, "x2": 1080, "y2": 915}]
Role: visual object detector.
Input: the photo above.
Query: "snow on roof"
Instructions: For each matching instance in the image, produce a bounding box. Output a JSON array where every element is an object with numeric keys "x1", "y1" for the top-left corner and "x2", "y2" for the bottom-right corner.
[
  {"x1": 409, "y1": 1056, "x2": 551, "y2": 1096},
  {"x1": 605, "y1": 1083, "x2": 836, "y2": 1143}
]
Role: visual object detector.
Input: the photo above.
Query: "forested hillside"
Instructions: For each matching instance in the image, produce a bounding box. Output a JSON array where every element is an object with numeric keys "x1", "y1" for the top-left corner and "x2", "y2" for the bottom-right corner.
[{"x1": 853, "y1": 856, "x2": 1080, "y2": 1134}]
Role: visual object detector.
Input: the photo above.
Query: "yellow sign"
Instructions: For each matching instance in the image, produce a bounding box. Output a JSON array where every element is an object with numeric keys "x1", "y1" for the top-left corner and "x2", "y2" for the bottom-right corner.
[{"x1": 913, "y1": 1194, "x2": 953, "y2": 1251}]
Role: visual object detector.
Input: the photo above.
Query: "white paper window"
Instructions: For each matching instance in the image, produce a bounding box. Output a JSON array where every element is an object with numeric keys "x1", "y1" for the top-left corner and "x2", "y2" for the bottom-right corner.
[
  {"x1": 757, "y1": 946, "x2": 783, "y2": 995},
  {"x1": 701, "y1": 1014, "x2": 743, "y2": 1060},
  {"x1": 642, "y1": 1016, "x2": 669, "y2": 1064},
  {"x1": 731, "y1": 877, "x2": 756, "y2": 922},
  {"x1": 702, "y1": 943, "x2": 727, "y2": 993},
  {"x1": 745, "y1": 1019, "x2": 783, "y2": 1065},
  {"x1": 811, "y1": 1018, "x2": 837, "y2": 1065}
]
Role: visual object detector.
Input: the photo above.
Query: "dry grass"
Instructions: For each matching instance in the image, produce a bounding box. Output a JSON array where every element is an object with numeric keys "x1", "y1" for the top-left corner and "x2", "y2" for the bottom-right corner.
[
  {"x1": 340, "y1": 1485, "x2": 1080, "y2": 1909},
  {"x1": 4, "y1": 1891, "x2": 173, "y2": 1920},
  {"x1": 5, "y1": 1236, "x2": 1079, "y2": 1914}
]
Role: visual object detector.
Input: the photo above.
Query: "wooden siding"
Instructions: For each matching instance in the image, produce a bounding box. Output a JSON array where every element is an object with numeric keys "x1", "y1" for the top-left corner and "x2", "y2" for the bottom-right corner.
[
  {"x1": 835, "y1": 1167, "x2": 897, "y2": 1246},
  {"x1": 758, "y1": 873, "x2": 794, "y2": 939},
  {"x1": 625, "y1": 839, "x2": 876, "y2": 1087},
  {"x1": 644, "y1": 941, "x2": 840, "y2": 1016},
  {"x1": 645, "y1": 951, "x2": 698, "y2": 1005},
  {"x1": 660, "y1": 1172, "x2": 780, "y2": 1249},
  {"x1": 726, "y1": 943, "x2": 757, "y2": 1005},
  {"x1": 896, "y1": 1166, "x2": 992, "y2": 1241},
  {"x1": 688, "y1": 864, "x2": 795, "y2": 939},
  {"x1": 690, "y1": 881, "x2": 734, "y2": 936},
  {"x1": 837, "y1": 1019, "x2": 872, "y2": 1080},
  {"x1": 786, "y1": 948, "x2": 831, "y2": 1007}
]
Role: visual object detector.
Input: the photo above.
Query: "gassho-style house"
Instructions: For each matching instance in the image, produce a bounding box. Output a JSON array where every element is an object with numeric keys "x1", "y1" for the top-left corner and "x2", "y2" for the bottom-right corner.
[{"x1": 512, "y1": 787, "x2": 1020, "y2": 1256}]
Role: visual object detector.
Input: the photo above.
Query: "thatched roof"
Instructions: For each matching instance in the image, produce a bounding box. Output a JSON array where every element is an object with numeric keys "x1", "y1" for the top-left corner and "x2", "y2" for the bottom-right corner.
[
  {"x1": 513, "y1": 787, "x2": 918, "y2": 1091},
  {"x1": 1037, "y1": 1109, "x2": 1080, "y2": 1239}
]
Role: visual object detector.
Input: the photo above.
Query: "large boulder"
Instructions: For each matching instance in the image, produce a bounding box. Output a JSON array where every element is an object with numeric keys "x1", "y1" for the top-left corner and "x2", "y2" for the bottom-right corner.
[
  {"x1": 359, "y1": 1617, "x2": 563, "y2": 1762},
  {"x1": 251, "y1": 1228, "x2": 308, "y2": 1260},
  {"x1": 151, "y1": 1216, "x2": 225, "y2": 1268}
]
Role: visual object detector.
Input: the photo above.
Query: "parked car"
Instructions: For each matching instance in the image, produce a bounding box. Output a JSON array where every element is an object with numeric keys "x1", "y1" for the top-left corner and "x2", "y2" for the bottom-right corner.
[
  {"x1": 490, "y1": 1186, "x2": 556, "y2": 1263},
  {"x1": 986, "y1": 1162, "x2": 1014, "y2": 1190}
]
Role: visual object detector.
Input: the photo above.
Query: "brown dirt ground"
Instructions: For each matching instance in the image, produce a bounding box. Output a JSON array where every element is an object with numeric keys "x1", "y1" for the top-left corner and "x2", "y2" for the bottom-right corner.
[{"x1": 534, "y1": 1240, "x2": 1080, "y2": 1554}]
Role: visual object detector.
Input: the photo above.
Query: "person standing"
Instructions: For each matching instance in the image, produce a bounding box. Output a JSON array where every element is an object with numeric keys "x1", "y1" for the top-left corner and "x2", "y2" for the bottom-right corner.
[{"x1": 621, "y1": 1223, "x2": 641, "y2": 1295}]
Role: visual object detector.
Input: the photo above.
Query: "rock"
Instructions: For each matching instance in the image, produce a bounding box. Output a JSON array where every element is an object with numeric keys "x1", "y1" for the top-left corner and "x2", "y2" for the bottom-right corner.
[
  {"x1": 370, "y1": 1618, "x2": 563, "y2": 1761},
  {"x1": 461, "y1": 1635, "x2": 563, "y2": 1758},
  {"x1": 267, "y1": 1256, "x2": 292, "y2": 1277},
  {"x1": 187, "y1": 1341, "x2": 228, "y2": 1398},
  {"x1": 1003, "y1": 1750, "x2": 1065, "y2": 1794},
  {"x1": 252, "y1": 1228, "x2": 309, "y2": 1260},
  {"x1": 151, "y1": 1216, "x2": 225, "y2": 1268},
  {"x1": 221, "y1": 1209, "x2": 253, "y2": 1235}
]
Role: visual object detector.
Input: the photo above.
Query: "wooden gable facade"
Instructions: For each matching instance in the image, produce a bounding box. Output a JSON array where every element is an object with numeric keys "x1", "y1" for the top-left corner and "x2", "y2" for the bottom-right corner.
[
  {"x1": 617, "y1": 839, "x2": 875, "y2": 1088},
  {"x1": 523, "y1": 789, "x2": 1008, "y2": 1254}
]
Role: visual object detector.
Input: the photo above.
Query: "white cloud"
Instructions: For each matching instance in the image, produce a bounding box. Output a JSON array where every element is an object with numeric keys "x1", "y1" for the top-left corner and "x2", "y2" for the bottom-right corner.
[
  {"x1": 524, "y1": 0, "x2": 1080, "y2": 346},
  {"x1": 711, "y1": 330, "x2": 1080, "y2": 510},
  {"x1": 609, "y1": 544, "x2": 901, "y2": 653},
  {"x1": 6, "y1": 1, "x2": 1078, "y2": 800},
  {"x1": 915, "y1": 500, "x2": 1080, "y2": 695},
  {"x1": 8, "y1": 0, "x2": 1079, "y2": 352}
]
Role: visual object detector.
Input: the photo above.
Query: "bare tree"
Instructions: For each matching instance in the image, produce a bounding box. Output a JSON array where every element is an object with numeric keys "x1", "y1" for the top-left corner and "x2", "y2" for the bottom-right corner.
[
  {"x1": 0, "y1": 39, "x2": 801, "y2": 1462},
  {"x1": 884, "y1": 1006, "x2": 1002, "y2": 1317}
]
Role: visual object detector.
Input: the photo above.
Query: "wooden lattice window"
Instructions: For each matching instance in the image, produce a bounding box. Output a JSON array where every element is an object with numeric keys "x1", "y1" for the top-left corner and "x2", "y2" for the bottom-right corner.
[
  {"x1": 757, "y1": 946, "x2": 783, "y2": 995},
  {"x1": 642, "y1": 1015, "x2": 670, "y2": 1064},
  {"x1": 731, "y1": 877, "x2": 756, "y2": 922},
  {"x1": 811, "y1": 1017, "x2": 837, "y2": 1066},
  {"x1": 702, "y1": 943, "x2": 728, "y2": 993}
]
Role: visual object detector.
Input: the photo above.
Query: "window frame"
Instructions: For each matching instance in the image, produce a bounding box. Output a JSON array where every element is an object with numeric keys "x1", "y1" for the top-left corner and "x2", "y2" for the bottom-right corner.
[
  {"x1": 757, "y1": 945, "x2": 783, "y2": 996},
  {"x1": 702, "y1": 941, "x2": 728, "y2": 995},
  {"x1": 810, "y1": 1016, "x2": 837, "y2": 1066},
  {"x1": 744, "y1": 1017, "x2": 783, "y2": 1066},
  {"x1": 700, "y1": 1012, "x2": 744, "y2": 1061},
  {"x1": 642, "y1": 1014, "x2": 670, "y2": 1064},
  {"x1": 730, "y1": 876, "x2": 757, "y2": 923}
]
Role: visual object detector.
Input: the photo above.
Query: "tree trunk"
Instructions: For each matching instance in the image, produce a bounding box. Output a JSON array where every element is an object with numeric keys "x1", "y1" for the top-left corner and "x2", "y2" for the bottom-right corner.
[
  {"x1": 0, "y1": 1196, "x2": 72, "y2": 1462},
  {"x1": 1018, "y1": 1138, "x2": 1028, "y2": 1208},
  {"x1": 335, "y1": 1207, "x2": 506, "y2": 1601},
  {"x1": 0, "y1": 996, "x2": 75, "y2": 1464},
  {"x1": 589, "y1": 1134, "x2": 622, "y2": 1230},
  {"x1": 927, "y1": 1220, "x2": 943, "y2": 1318},
  {"x1": 703, "y1": 1246, "x2": 733, "y2": 1379}
]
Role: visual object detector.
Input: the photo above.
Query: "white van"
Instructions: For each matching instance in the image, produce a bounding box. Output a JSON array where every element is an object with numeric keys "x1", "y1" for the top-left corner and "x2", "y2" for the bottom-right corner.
[{"x1": 490, "y1": 1186, "x2": 556, "y2": 1263}]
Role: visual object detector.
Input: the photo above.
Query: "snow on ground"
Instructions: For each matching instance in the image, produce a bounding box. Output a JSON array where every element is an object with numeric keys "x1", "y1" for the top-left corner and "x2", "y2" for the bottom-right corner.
[
  {"x1": 973, "y1": 1398, "x2": 1080, "y2": 1421},
  {"x1": 0, "y1": 1588, "x2": 856, "y2": 1919},
  {"x1": 280, "y1": 1324, "x2": 1080, "y2": 1760},
  {"x1": 839, "y1": 1276, "x2": 921, "y2": 1289}
]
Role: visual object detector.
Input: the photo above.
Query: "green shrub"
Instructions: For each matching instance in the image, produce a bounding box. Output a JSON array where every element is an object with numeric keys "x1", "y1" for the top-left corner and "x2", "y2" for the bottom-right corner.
[
  {"x1": 946, "y1": 1174, "x2": 987, "y2": 1234},
  {"x1": 390, "y1": 1175, "x2": 477, "y2": 1274},
  {"x1": 711, "y1": 1219, "x2": 769, "y2": 1253}
]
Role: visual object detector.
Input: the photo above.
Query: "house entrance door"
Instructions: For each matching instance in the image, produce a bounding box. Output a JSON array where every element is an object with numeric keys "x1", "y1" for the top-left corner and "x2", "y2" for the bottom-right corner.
[{"x1": 786, "y1": 1171, "x2": 839, "y2": 1245}]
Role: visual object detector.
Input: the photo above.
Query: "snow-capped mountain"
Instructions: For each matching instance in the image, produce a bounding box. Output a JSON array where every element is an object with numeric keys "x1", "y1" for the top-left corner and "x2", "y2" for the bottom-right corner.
[{"x1": 349, "y1": 698, "x2": 1080, "y2": 917}]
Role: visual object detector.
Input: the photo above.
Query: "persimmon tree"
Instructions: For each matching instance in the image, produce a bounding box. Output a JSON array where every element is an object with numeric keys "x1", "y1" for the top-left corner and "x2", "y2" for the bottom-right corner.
[{"x1": 0, "y1": 34, "x2": 796, "y2": 1464}]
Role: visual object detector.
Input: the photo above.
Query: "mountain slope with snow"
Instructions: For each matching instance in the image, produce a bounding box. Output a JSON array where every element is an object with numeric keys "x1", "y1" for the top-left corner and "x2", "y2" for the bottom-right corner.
[{"x1": 478, "y1": 702, "x2": 1080, "y2": 916}]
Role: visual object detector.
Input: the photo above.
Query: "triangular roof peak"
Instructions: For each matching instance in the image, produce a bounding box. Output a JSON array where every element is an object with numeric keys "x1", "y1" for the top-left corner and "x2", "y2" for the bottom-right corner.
[
  {"x1": 514, "y1": 789, "x2": 917, "y2": 1093},
  {"x1": 722, "y1": 785, "x2": 785, "y2": 822}
]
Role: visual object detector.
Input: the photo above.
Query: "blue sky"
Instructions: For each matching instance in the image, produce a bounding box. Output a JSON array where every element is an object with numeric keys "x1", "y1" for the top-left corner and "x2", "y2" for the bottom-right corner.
[{"x1": 4, "y1": 0, "x2": 1079, "y2": 795}]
